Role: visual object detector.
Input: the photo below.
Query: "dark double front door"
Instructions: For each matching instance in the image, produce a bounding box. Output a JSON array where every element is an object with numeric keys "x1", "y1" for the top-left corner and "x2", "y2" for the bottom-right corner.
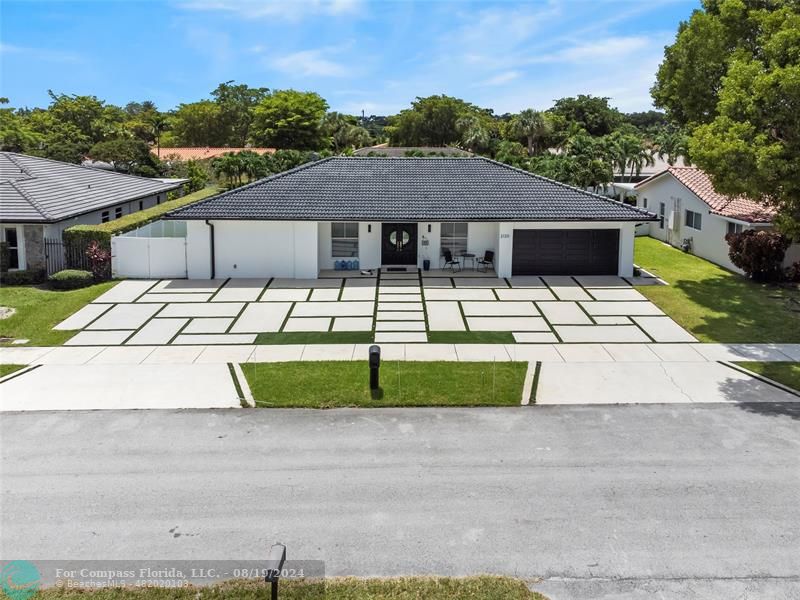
[{"x1": 381, "y1": 223, "x2": 418, "y2": 265}]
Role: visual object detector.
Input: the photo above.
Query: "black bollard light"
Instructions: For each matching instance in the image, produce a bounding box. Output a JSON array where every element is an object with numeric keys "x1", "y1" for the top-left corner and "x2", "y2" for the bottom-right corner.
[
  {"x1": 369, "y1": 345, "x2": 381, "y2": 390},
  {"x1": 265, "y1": 543, "x2": 286, "y2": 600}
]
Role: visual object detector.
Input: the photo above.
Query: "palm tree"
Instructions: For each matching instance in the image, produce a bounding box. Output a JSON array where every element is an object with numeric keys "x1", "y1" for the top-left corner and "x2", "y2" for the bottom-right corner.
[
  {"x1": 511, "y1": 109, "x2": 552, "y2": 156},
  {"x1": 456, "y1": 116, "x2": 490, "y2": 153},
  {"x1": 150, "y1": 113, "x2": 169, "y2": 159},
  {"x1": 655, "y1": 128, "x2": 689, "y2": 165}
]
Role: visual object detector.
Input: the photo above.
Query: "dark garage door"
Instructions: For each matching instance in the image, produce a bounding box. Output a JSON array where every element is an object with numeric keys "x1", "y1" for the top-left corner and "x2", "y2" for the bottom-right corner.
[{"x1": 512, "y1": 229, "x2": 619, "y2": 276}]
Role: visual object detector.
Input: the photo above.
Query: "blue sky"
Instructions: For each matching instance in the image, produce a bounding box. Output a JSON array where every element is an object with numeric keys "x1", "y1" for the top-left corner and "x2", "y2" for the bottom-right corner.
[{"x1": 1, "y1": 0, "x2": 700, "y2": 115}]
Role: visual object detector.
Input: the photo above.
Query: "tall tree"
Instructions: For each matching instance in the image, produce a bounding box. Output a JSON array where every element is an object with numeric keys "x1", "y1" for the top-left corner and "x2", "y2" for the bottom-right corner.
[
  {"x1": 169, "y1": 100, "x2": 228, "y2": 147},
  {"x1": 211, "y1": 81, "x2": 269, "y2": 147},
  {"x1": 250, "y1": 90, "x2": 328, "y2": 150},
  {"x1": 653, "y1": 0, "x2": 800, "y2": 235},
  {"x1": 549, "y1": 95, "x2": 623, "y2": 137},
  {"x1": 388, "y1": 95, "x2": 490, "y2": 146}
]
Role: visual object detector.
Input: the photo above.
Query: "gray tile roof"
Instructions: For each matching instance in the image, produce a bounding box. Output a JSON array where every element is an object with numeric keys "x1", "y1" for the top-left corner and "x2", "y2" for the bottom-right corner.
[
  {"x1": 0, "y1": 152, "x2": 184, "y2": 223},
  {"x1": 167, "y1": 157, "x2": 657, "y2": 222}
]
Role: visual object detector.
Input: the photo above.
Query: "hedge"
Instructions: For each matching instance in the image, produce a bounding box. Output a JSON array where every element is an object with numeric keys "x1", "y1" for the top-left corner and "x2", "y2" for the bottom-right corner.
[
  {"x1": 62, "y1": 185, "x2": 221, "y2": 254},
  {"x1": 49, "y1": 269, "x2": 95, "y2": 290},
  {"x1": 0, "y1": 269, "x2": 46, "y2": 285}
]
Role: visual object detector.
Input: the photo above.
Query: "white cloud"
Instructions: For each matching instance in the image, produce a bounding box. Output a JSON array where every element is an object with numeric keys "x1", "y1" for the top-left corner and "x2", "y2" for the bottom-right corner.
[
  {"x1": 270, "y1": 48, "x2": 350, "y2": 77},
  {"x1": 528, "y1": 36, "x2": 654, "y2": 64},
  {"x1": 177, "y1": 0, "x2": 362, "y2": 21},
  {"x1": 478, "y1": 71, "x2": 520, "y2": 87},
  {"x1": 0, "y1": 42, "x2": 83, "y2": 63}
]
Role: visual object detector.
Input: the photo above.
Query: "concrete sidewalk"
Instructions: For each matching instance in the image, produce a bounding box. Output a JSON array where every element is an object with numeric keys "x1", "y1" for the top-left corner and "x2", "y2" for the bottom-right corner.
[{"x1": 1, "y1": 342, "x2": 798, "y2": 365}]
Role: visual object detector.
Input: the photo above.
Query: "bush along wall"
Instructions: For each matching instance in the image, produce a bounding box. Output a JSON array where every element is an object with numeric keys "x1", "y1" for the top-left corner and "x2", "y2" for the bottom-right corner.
[{"x1": 49, "y1": 269, "x2": 94, "y2": 290}]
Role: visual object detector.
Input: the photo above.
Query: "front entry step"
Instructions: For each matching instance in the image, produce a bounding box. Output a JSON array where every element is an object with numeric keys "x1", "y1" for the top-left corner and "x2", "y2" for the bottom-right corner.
[{"x1": 375, "y1": 268, "x2": 428, "y2": 343}]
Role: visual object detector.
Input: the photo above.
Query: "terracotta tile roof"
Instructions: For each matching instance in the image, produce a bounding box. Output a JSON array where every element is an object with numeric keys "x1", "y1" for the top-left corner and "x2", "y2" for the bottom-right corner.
[
  {"x1": 636, "y1": 166, "x2": 775, "y2": 223},
  {"x1": 153, "y1": 147, "x2": 275, "y2": 161}
]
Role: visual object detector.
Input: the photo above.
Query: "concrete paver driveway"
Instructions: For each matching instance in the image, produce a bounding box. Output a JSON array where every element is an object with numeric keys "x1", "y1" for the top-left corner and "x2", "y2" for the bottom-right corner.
[{"x1": 52, "y1": 271, "x2": 697, "y2": 346}]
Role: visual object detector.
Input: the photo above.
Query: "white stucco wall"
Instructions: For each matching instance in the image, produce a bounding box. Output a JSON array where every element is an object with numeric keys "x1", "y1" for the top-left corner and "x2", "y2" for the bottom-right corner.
[
  {"x1": 496, "y1": 221, "x2": 637, "y2": 278},
  {"x1": 186, "y1": 220, "x2": 212, "y2": 279},
  {"x1": 186, "y1": 220, "x2": 319, "y2": 279}
]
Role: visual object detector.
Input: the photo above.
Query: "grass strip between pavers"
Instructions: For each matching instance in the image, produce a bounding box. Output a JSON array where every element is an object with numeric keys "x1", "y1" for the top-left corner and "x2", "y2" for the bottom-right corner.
[
  {"x1": 26, "y1": 576, "x2": 548, "y2": 600},
  {"x1": 427, "y1": 330, "x2": 515, "y2": 344},
  {"x1": 240, "y1": 360, "x2": 528, "y2": 408},
  {"x1": 255, "y1": 331, "x2": 374, "y2": 345}
]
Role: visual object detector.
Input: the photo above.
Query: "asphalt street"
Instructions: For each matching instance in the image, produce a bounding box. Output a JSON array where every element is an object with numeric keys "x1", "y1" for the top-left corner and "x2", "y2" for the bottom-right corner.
[{"x1": 2, "y1": 404, "x2": 799, "y2": 599}]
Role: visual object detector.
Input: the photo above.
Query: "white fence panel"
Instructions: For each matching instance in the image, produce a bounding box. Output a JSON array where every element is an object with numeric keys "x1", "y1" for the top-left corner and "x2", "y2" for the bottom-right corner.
[{"x1": 112, "y1": 237, "x2": 187, "y2": 279}]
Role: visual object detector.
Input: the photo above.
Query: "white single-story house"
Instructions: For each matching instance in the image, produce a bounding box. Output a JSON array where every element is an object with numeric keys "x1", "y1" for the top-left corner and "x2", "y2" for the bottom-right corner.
[
  {"x1": 0, "y1": 151, "x2": 187, "y2": 272},
  {"x1": 633, "y1": 166, "x2": 799, "y2": 273},
  {"x1": 165, "y1": 157, "x2": 655, "y2": 279}
]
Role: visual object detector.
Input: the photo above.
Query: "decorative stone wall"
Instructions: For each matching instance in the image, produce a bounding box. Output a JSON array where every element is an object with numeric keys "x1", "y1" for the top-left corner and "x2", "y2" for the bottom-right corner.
[{"x1": 23, "y1": 225, "x2": 46, "y2": 271}]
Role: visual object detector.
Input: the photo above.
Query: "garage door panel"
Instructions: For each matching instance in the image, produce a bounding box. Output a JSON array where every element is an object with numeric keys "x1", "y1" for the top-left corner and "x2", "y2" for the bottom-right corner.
[{"x1": 512, "y1": 229, "x2": 619, "y2": 276}]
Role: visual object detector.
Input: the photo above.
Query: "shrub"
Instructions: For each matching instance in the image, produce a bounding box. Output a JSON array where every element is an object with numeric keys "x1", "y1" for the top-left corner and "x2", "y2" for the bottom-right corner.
[
  {"x1": 726, "y1": 230, "x2": 790, "y2": 281},
  {"x1": 49, "y1": 269, "x2": 94, "y2": 290},
  {"x1": 0, "y1": 269, "x2": 46, "y2": 285},
  {"x1": 85, "y1": 240, "x2": 112, "y2": 281},
  {"x1": 785, "y1": 261, "x2": 800, "y2": 283}
]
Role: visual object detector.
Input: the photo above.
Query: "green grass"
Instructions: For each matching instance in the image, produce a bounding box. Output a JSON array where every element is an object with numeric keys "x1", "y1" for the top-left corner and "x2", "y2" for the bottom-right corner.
[
  {"x1": 0, "y1": 281, "x2": 117, "y2": 346},
  {"x1": 735, "y1": 362, "x2": 800, "y2": 392},
  {"x1": 634, "y1": 236, "x2": 800, "y2": 343},
  {"x1": 241, "y1": 361, "x2": 528, "y2": 408},
  {"x1": 30, "y1": 576, "x2": 547, "y2": 600},
  {"x1": 255, "y1": 331, "x2": 374, "y2": 344},
  {"x1": 427, "y1": 331, "x2": 516, "y2": 344},
  {"x1": 0, "y1": 364, "x2": 25, "y2": 377}
]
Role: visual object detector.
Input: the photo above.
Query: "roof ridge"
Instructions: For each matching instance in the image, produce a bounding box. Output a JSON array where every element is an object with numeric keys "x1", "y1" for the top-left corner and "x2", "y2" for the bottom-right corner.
[
  {"x1": 2, "y1": 151, "x2": 178, "y2": 186},
  {"x1": 476, "y1": 156, "x2": 656, "y2": 218},
  {"x1": 165, "y1": 156, "x2": 336, "y2": 218}
]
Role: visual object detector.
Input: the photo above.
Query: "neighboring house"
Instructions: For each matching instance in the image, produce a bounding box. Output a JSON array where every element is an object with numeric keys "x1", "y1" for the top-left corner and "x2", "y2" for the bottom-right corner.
[
  {"x1": 354, "y1": 145, "x2": 472, "y2": 157},
  {"x1": 0, "y1": 152, "x2": 187, "y2": 272},
  {"x1": 634, "y1": 166, "x2": 799, "y2": 273},
  {"x1": 165, "y1": 157, "x2": 654, "y2": 279},
  {"x1": 155, "y1": 147, "x2": 275, "y2": 161}
]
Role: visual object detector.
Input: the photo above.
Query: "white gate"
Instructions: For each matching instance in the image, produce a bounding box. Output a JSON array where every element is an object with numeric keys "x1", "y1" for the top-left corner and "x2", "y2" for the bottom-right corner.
[{"x1": 112, "y1": 236, "x2": 187, "y2": 279}]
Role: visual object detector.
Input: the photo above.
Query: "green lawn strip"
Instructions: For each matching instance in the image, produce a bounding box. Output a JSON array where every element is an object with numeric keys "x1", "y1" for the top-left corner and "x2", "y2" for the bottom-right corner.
[
  {"x1": 734, "y1": 362, "x2": 800, "y2": 392},
  {"x1": 0, "y1": 281, "x2": 118, "y2": 346},
  {"x1": 30, "y1": 576, "x2": 547, "y2": 600},
  {"x1": 0, "y1": 364, "x2": 25, "y2": 378},
  {"x1": 633, "y1": 236, "x2": 800, "y2": 343},
  {"x1": 241, "y1": 360, "x2": 527, "y2": 408},
  {"x1": 427, "y1": 330, "x2": 515, "y2": 344},
  {"x1": 255, "y1": 331, "x2": 374, "y2": 345}
]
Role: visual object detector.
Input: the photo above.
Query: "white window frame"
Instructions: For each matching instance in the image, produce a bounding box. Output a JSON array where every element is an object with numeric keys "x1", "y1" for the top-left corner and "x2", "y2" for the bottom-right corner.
[
  {"x1": 2, "y1": 225, "x2": 25, "y2": 271},
  {"x1": 101, "y1": 210, "x2": 110, "y2": 223},
  {"x1": 115, "y1": 206, "x2": 123, "y2": 219},
  {"x1": 726, "y1": 221, "x2": 744, "y2": 236},
  {"x1": 441, "y1": 222, "x2": 468, "y2": 257},
  {"x1": 659, "y1": 202, "x2": 666, "y2": 229},
  {"x1": 685, "y1": 209, "x2": 702, "y2": 231},
  {"x1": 331, "y1": 222, "x2": 359, "y2": 258}
]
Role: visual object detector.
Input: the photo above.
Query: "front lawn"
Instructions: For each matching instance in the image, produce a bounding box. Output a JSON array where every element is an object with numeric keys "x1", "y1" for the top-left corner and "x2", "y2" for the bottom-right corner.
[
  {"x1": 30, "y1": 576, "x2": 547, "y2": 600},
  {"x1": 634, "y1": 237, "x2": 800, "y2": 343},
  {"x1": 0, "y1": 281, "x2": 117, "y2": 346},
  {"x1": 240, "y1": 360, "x2": 528, "y2": 407},
  {"x1": 735, "y1": 362, "x2": 800, "y2": 392}
]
